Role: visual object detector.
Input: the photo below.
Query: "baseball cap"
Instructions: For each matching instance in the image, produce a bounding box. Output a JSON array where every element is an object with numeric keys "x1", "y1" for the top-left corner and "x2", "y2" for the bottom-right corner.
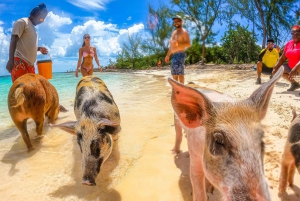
[
  {"x1": 172, "y1": 15, "x2": 183, "y2": 20},
  {"x1": 267, "y1": 38, "x2": 274, "y2": 43}
]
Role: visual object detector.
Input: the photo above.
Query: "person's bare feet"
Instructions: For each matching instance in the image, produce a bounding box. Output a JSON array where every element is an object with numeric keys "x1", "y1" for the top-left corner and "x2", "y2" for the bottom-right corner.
[{"x1": 171, "y1": 147, "x2": 181, "y2": 155}]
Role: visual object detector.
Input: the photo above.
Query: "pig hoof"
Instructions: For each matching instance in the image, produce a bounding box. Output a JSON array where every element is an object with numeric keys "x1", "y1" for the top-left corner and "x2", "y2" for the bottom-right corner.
[
  {"x1": 33, "y1": 135, "x2": 45, "y2": 139},
  {"x1": 27, "y1": 146, "x2": 35, "y2": 152},
  {"x1": 278, "y1": 190, "x2": 286, "y2": 197},
  {"x1": 171, "y1": 148, "x2": 181, "y2": 155}
]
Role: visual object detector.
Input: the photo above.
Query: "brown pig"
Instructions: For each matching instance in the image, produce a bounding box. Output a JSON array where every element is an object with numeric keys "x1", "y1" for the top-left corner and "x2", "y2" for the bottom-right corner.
[
  {"x1": 278, "y1": 109, "x2": 300, "y2": 196},
  {"x1": 7, "y1": 73, "x2": 68, "y2": 151},
  {"x1": 168, "y1": 66, "x2": 284, "y2": 201},
  {"x1": 52, "y1": 75, "x2": 121, "y2": 186}
]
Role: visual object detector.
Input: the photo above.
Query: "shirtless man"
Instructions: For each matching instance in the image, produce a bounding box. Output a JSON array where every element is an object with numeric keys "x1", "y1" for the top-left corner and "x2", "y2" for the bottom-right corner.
[
  {"x1": 165, "y1": 15, "x2": 191, "y2": 84},
  {"x1": 165, "y1": 15, "x2": 191, "y2": 154}
]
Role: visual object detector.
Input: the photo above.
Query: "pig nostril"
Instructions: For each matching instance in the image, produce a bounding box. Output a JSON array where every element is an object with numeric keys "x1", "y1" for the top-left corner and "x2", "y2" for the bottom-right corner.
[{"x1": 81, "y1": 181, "x2": 96, "y2": 186}]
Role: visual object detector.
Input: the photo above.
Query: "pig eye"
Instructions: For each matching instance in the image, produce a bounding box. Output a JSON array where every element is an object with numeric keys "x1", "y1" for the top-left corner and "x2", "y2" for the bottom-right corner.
[{"x1": 210, "y1": 132, "x2": 226, "y2": 155}]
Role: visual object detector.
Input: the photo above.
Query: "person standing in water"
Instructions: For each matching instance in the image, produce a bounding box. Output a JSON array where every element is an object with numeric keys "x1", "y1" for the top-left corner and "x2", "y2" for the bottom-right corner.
[
  {"x1": 6, "y1": 3, "x2": 48, "y2": 82},
  {"x1": 165, "y1": 15, "x2": 191, "y2": 154},
  {"x1": 75, "y1": 34, "x2": 102, "y2": 77}
]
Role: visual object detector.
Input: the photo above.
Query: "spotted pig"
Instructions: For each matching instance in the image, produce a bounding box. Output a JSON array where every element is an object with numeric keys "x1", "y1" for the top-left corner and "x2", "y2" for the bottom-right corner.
[
  {"x1": 53, "y1": 75, "x2": 121, "y2": 186},
  {"x1": 278, "y1": 109, "x2": 300, "y2": 196},
  {"x1": 168, "y1": 66, "x2": 284, "y2": 201},
  {"x1": 7, "y1": 73, "x2": 68, "y2": 151}
]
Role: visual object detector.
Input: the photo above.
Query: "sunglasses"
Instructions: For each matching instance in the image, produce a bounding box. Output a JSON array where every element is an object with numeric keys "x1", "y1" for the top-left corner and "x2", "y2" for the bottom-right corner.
[
  {"x1": 84, "y1": 36, "x2": 90, "y2": 39},
  {"x1": 291, "y1": 31, "x2": 300, "y2": 36}
]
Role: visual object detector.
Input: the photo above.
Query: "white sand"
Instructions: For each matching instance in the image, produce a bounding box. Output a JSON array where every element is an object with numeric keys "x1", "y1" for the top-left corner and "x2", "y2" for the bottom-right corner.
[{"x1": 0, "y1": 68, "x2": 300, "y2": 201}]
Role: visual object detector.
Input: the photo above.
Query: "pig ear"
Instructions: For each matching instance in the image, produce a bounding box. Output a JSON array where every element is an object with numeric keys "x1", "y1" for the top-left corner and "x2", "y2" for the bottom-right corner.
[
  {"x1": 98, "y1": 118, "x2": 120, "y2": 128},
  {"x1": 168, "y1": 78, "x2": 215, "y2": 128},
  {"x1": 246, "y1": 66, "x2": 283, "y2": 120},
  {"x1": 292, "y1": 109, "x2": 297, "y2": 122},
  {"x1": 59, "y1": 105, "x2": 68, "y2": 112},
  {"x1": 50, "y1": 121, "x2": 77, "y2": 135}
]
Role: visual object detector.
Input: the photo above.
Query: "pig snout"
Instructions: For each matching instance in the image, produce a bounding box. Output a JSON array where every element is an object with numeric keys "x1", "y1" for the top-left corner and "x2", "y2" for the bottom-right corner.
[{"x1": 82, "y1": 175, "x2": 96, "y2": 186}]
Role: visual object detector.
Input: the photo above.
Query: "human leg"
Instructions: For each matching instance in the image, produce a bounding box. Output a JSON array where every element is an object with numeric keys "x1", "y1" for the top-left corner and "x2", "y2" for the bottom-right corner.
[
  {"x1": 172, "y1": 115, "x2": 183, "y2": 154},
  {"x1": 171, "y1": 52, "x2": 186, "y2": 153},
  {"x1": 282, "y1": 64, "x2": 300, "y2": 91}
]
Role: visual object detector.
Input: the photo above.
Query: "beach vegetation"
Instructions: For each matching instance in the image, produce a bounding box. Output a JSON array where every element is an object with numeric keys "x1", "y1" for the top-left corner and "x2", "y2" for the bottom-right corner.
[{"x1": 112, "y1": 0, "x2": 299, "y2": 69}]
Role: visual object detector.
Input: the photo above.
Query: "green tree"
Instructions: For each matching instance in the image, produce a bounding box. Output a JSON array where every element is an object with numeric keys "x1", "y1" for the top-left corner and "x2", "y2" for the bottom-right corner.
[
  {"x1": 117, "y1": 33, "x2": 144, "y2": 69},
  {"x1": 145, "y1": 2, "x2": 174, "y2": 54},
  {"x1": 221, "y1": 24, "x2": 260, "y2": 64},
  {"x1": 227, "y1": 0, "x2": 299, "y2": 48},
  {"x1": 171, "y1": 0, "x2": 225, "y2": 65}
]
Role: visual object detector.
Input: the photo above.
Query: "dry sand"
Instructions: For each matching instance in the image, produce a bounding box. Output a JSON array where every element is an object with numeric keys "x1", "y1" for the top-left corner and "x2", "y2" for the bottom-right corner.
[{"x1": 1, "y1": 65, "x2": 300, "y2": 201}]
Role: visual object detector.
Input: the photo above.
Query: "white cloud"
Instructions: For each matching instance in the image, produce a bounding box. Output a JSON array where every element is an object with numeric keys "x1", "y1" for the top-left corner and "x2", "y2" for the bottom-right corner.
[
  {"x1": 67, "y1": 0, "x2": 111, "y2": 10},
  {"x1": 37, "y1": 11, "x2": 72, "y2": 47},
  {"x1": 0, "y1": 12, "x2": 147, "y2": 75},
  {"x1": 127, "y1": 16, "x2": 132, "y2": 21}
]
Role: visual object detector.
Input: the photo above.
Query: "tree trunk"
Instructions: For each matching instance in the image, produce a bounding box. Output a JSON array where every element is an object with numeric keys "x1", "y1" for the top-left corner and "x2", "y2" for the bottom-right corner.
[
  {"x1": 201, "y1": 37, "x2": 206, "y2": 65},
  {"x1": 254, "y1": 0, "x2": 267, "y2": 48}
]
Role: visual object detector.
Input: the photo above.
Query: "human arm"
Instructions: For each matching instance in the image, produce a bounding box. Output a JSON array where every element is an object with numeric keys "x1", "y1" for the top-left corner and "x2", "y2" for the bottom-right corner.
[
  {"x1": 272, "y1": 51, "x2": 287, "y2": 76},
  {"x1": 75, "y1": 48, "x2": 83, "y2": 77},
  {"x1": 288, "y1": 60, "x2": 300, "y2": 80},
  {"x1": 165, "y1": 48, "x2": 172, "y2": 63},
  {"x1": 94, "y1": 47, "x2": 102, "y2": 72},
  {"x1": 6, "y1": 35, "x2": 19, "y2": 73},
  {"x1": 38, "y1": 47, "x2": 48, "y2": 54}
]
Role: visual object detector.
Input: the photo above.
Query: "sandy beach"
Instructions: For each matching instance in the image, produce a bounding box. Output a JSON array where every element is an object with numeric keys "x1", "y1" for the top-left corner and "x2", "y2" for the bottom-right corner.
[{"x1": 1, "y1": 65, "x2": 300, "y2": 201}]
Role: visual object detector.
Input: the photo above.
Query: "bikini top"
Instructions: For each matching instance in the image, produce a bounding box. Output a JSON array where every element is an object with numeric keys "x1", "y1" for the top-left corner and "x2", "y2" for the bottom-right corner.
[{"x1": 82, "y1": 47, "x2": 95, "y2": 58}]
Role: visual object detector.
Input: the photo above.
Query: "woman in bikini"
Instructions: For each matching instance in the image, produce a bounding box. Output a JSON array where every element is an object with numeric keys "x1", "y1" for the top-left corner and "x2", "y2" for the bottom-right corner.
[{"x1": 75, "y1": 34, "x2": 102, "y2": 77}]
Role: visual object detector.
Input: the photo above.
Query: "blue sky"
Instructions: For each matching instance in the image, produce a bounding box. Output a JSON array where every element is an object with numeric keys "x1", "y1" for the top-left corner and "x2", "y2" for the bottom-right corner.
[
  {"x1": 0, "y1": 1, "x2": 297, "y2": 76},
  {"x1": 0, "y1": 0, "x2": 170, "y2": 76}
]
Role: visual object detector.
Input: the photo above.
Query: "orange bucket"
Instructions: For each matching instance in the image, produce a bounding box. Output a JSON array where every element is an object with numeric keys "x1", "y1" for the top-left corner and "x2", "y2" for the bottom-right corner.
[{"x1": 37, "y1": 54, "x2": 52, "y2": 79}]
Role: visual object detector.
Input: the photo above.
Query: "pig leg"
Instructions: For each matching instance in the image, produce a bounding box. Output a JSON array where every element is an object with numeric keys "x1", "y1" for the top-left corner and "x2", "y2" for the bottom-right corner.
[
  {"x1": 190, "y1": 159, "x2": 207, "y2": 201},
  {"x1": 287, "y1": 162, "x2": 296, "y2": 187},
  {"x1": 14, "y1": 119, "x2": 34, "y2": 151},
  {"x1": 34, "y1": 116, "x2": 45, "y2": 136},
  {"x1": 172, "y1": 115, "x2": 183, "y2": 154},
  {"x1": 187, "y1": 129, "x2": 207, "y2": 201},
  {"x1": 46, "y1": 108, "x2": 59, "y2": 124},
  {"x1": 279, "y1": 147, "x2": 293, "y2": 195}
]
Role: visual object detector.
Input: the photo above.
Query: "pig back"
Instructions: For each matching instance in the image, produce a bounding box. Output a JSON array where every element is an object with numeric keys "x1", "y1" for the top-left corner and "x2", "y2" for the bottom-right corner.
[
  {"x1": 8, "y1": 74, "x2": 59, "y2": 114},
  {"x1": 74, "y1": 76, "x2": 120, "y2": 124}
]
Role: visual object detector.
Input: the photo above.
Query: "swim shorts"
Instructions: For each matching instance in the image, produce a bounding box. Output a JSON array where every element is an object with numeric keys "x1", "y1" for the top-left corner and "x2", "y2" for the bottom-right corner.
[
  {"x1": 11, "y1": 57, "x2": 35, "y2": 82},
  {"x1": 171, "y1": 52, "x2": 185, "y2": 75},
  {"x1": 262, "y1": 63, "x2": 273, "y2": 74}
]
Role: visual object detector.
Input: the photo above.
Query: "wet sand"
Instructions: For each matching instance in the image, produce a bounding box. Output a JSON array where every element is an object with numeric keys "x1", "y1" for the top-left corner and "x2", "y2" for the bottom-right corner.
[{"x1": 1, "y1": 67, "x2": 300, "y2": 200}]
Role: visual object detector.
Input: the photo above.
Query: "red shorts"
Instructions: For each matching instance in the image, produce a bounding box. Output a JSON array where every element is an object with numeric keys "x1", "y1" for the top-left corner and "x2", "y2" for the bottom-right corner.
[{"x1": 11, "y1": 57, "x2": 35, "y2": 82}]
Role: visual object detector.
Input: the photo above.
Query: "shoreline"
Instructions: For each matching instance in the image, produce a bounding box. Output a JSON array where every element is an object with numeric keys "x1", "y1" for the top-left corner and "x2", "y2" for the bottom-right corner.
[{"x1": 64, "y1": 63, "x2": 256, "y2": 73}]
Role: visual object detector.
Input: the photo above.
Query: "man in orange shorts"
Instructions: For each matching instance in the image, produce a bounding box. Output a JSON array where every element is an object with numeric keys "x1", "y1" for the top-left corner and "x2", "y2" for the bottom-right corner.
[{"x1": 6, "y1": 3, "x2": 49, "y2": 82}]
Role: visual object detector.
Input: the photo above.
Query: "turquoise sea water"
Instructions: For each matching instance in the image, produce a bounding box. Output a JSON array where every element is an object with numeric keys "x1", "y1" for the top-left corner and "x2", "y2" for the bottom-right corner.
[{"x1": 0, "y1": 72, "x2": 148, "y2": 132}]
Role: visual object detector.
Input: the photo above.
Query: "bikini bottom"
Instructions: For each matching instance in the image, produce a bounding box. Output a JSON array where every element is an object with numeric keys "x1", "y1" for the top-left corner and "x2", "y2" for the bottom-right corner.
[{"x1": 82, "y1": 65, "x2": 93, "y2": 72}]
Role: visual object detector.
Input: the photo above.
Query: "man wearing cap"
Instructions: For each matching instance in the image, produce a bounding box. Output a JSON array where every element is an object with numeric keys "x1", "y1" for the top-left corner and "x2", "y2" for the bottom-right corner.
[
  {"x1": 165, "y1": 15, "x2": 190, "y2": 154},
  {"x1": 165, "y1": 15, "x2": 191, "y2": 84},
  {"x1": 6, "y1": 3, "x2": 48, "y2": 82},
  {"x1": 255, "y1": 38, "x2": 279, "y2": 84},
  {"x1": 272, "y1": 25, "x2": 300, "y2": 91}
]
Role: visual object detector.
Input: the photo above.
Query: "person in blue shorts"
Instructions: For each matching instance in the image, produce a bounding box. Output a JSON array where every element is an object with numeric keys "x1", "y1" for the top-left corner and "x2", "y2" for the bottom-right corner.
[
  {"x1": 165, "y1": 15, "x2": 190, "y2": 84},
  {"x1": 165, "y1": 15, "x2": 191, "y2": 154}
]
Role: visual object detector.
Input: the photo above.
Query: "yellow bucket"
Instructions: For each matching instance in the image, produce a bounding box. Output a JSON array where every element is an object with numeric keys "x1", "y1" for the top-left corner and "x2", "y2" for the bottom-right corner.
[{"x1": 37, "y1": 54, "x2": 52, "y2": 79}]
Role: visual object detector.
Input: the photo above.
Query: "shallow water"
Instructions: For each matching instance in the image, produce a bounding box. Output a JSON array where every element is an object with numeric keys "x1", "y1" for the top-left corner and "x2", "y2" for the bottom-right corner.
[{"x1": 0, "y1": 72, "x2": 173, "y2": 201}]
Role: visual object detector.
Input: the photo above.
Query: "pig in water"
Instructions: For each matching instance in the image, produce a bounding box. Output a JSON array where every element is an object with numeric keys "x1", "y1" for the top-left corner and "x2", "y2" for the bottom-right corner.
[
  {"x1": 7, "y1": 74, "x2": 68, "y2": 152},
  {"x1": 278, "y1": 109, "x2": 300, "y2": 196},
  {"x1": 168, "y1": 66, "x2": 284, "y2": 201},
  {"x1": 53, "y1": 75, "x2": 121, "y2": 186}
]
